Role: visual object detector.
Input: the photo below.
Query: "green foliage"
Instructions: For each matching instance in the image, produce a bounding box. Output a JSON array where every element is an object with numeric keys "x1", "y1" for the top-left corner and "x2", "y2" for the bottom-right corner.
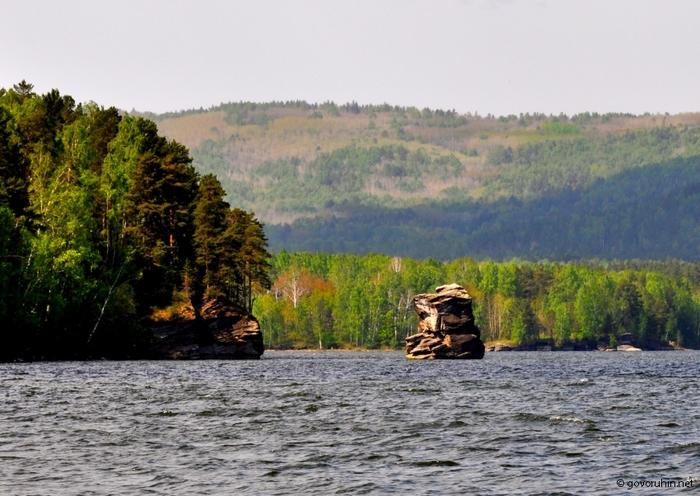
[
  {"x1": 488, "y1": 126, "x2": 700, "y2": 198},
  {"x1": 0, "y1": 84, "x2": 270, "y2": 360},
  {"x1": 573, "y1": 275, "x2": 612, "y2": 342},
  {"x1": 193, "y1": 174, "x2": 230, "y2": 299},
  {"x1": 537, "y1": 121, "x2": 580, "y2": 136},
  {"x1": 223, "y1": 208, "x2": 272, "y2": 311},
  {"x1": 160, "y1": 101, "x2": 700, "y2": 261},
  {"x1": 0, "y1": 107, "x2": 29, "y2": 215},
  {"x1": 192, "y1": 143, "x2": 465, "y2": 218},
  {"x1": 222, "y1": 103, "x2": 272, "y2": 126},
  {"x1": 5, "y1": 87, "x2": 699, "y2": 358},
  {"x1": 254, "y1": 253, "x2": 700, "y2": 350},
  {"x1": 267, "y1": 156, "x2": 700, "y2": 260},
  {"x1": 487, "y1": 145, "x2": 513, "y2": 165},
  {"x1": 503, "y1": 298, "x2": 537, "y2": 345},
  {"x1": 190, "y1": 175, "x2": 271, "y2": 312}
]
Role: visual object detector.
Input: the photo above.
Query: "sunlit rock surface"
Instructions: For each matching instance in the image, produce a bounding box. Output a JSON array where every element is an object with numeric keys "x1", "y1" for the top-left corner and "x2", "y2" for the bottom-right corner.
[
  {"x1": 150, "y1": 299, "x2": 264, "y2": 359},
  {"x1": 406, "y1": 283, "x2": 485, "y2": 360}
]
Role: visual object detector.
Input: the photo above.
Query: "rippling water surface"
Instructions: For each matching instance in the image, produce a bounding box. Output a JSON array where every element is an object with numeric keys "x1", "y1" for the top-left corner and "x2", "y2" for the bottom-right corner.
[{"x1": 1, "y1": 351, "x2": 699, "y2": 495}]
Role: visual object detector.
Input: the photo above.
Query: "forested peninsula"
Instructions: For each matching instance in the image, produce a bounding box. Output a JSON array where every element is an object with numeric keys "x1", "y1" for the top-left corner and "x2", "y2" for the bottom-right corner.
[{"x1": 0, "y1": 83, "x2": 270, "y2": 360}]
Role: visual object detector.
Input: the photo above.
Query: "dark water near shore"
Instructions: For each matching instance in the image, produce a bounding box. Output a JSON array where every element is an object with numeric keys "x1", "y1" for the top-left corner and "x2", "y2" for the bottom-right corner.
[{"x1": 1, "y1": 351, "x2": 699, "y2": 495}]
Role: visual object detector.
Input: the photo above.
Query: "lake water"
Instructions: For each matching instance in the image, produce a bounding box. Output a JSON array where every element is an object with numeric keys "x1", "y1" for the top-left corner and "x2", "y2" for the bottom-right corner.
[{"x1": 1, "y1": 351, "x2": 698, "y2": 495}]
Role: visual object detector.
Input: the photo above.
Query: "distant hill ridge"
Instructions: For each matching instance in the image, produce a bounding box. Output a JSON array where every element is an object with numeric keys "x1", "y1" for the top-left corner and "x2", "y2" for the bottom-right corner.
[{"x1": 148, "y1": 102, "x2": 700, "y2": 260}]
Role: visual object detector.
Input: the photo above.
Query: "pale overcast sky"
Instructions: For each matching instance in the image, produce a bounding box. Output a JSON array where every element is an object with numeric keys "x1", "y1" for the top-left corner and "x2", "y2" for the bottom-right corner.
[{"x1": 2, "y1": 0, "x2": 699, "y2": 115}]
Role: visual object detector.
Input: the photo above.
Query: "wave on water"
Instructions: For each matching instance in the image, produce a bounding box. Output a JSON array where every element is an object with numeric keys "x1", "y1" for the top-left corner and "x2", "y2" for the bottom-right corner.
[{"x1": 0, "y1": 350, "x2": 698, "y2": 495}]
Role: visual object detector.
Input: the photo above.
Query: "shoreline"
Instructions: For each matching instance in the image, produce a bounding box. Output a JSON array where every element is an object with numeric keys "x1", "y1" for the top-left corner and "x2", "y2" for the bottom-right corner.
[
  {"x1": 3, "y1": 348, "x2": 697, "y2": 363},
  {"x1": 262, "y1": 346, "x2": 695, "y2": 353}
]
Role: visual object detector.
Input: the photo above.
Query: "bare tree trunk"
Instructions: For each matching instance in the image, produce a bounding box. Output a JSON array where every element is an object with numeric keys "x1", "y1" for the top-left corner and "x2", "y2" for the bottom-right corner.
[{"x1": 87, "y1": 264, "x2": 125, "y2": 344}]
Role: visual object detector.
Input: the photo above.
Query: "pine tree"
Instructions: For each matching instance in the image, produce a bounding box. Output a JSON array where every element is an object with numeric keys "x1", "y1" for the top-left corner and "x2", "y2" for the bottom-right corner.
[
  {"x1": 192, "y1": 174, "x2": 230, "y2": 308},
  {"x1": 0, "y1": 107, "x2": 29, "y2": 216},
  {"x1": 124, "y1": 135, "x2": 198, "y2": 311},
  {"x1": 232, "y1": 209, "x2": 271, "y2": 311},
  {"x1": 191, "y1": 176, "x2": 271, "y2": 312}
]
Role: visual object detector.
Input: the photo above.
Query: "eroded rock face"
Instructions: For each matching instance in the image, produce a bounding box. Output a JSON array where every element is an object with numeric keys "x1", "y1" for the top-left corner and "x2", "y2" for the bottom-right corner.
[
  {"x1": 149, "y1": 299, "x2": 264, "y2": 359},
  {"x1": 406, "y1": 283, "x2": 485, "y2": 360}
]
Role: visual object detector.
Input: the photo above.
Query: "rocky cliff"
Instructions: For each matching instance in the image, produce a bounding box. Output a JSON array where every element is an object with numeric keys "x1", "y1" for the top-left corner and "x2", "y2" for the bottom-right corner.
[
  {"x1": 406, "y1": 283, "x2": 485, "y2": 360},
  {"x1": 149, "y1": 299, "x2": 264, "y2": 359}
]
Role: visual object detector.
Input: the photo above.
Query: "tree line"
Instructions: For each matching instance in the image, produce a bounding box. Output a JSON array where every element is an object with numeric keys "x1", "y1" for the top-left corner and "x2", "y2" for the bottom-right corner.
[
  {"x1": 254, "y1": 252, "x2": 700, "y2": 350},
  {"x1": 0, "y1": 82, "x2": 270, "y2": 360}
]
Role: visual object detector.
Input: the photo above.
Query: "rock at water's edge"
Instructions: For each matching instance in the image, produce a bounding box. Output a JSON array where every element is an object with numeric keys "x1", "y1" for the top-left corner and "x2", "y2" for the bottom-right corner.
[
  {"x1": 406, "y1": 284, "x2": 485, "y2": 360},
  {"x1": 149, "y1": 299, "x2": 264, "y2": 359},
  {"x1": 616, "y1": 344, "x2": 642, "y2": 352}
]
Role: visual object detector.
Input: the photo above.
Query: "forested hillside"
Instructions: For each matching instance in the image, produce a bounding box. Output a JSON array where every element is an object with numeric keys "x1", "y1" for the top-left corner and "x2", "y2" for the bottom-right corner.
[
  {"x1": 255, "y1": 252, "x2": 700, "y2": 350},
  {"x1": 151, "y1": 102, "x2": 700, "y2": 260},
  {"x1": 0, "y1": 83, "x2": 270, "y2": 360}
]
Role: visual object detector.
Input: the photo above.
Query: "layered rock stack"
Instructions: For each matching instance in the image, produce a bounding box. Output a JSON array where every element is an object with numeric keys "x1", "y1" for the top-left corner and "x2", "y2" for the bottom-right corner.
[
  {"x1": 150, "y1": 298, "x2": 264, "y2": 359},
  {"x1": 405, "y1": 283, "x2": 485, "y2": 360}
]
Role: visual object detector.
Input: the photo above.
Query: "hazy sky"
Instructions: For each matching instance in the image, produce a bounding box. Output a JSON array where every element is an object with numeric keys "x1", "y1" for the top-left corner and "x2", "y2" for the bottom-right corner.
[{"x1": 2, "y1": 0, "x2": 699, "y2": 115}]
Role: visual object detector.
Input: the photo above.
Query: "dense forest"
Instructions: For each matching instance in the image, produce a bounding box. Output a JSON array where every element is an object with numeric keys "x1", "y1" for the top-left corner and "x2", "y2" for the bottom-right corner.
[
  {"x1": 151, "y1": 101, "x2": 700, "y2": 260},
  {"x1": 254, "y1": 252, "x2": 700, "y2": 351},
  {"x1": 0, "y1": 83, "x2": 270, "y2": 360}
]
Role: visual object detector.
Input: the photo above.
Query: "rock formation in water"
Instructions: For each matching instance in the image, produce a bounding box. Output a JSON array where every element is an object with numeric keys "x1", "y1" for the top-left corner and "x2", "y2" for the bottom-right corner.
[
  {"x1": 149, "y1": 299, "x2": 264, "y2": 359},
  {"x1": 406, "y1": 283, "x2": 485, "y2": 360}
]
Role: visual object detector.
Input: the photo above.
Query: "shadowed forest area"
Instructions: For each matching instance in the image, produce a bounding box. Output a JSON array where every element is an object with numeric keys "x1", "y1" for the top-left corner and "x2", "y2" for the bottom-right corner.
[
  {"x1": 0, "y1": 83, "x2": 270, "y2": 360},
  {"x1": 267, "y1": 158, "x2": 700, "y2": 260}
]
